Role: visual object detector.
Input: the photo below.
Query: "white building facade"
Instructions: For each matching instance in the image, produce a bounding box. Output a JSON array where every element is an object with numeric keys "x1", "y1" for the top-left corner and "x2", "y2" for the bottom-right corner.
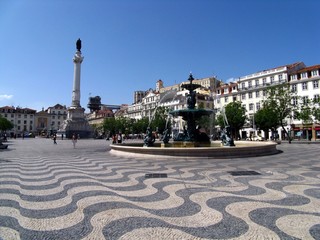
[
  {"x1": 0, "y1": 106, "x2": 36, "y2": 137},
  {"x1": 214, "y1": 62, "x2": 320, "y2": 141}
]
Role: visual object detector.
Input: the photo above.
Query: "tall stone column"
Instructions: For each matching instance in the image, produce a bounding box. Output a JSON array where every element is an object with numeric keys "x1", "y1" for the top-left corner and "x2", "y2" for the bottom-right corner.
[
  {"x1": 71, "y1": 51, "x2": 83, "y2": 108},
  {"x1": 58, "y1": 39, "x2": 92, "y2": 138}
]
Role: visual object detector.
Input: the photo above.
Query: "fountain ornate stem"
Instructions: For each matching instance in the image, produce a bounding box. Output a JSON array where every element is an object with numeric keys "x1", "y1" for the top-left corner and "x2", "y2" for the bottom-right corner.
[{"x1": 169, "y1": 73, "x2": 212, "y2": 143}]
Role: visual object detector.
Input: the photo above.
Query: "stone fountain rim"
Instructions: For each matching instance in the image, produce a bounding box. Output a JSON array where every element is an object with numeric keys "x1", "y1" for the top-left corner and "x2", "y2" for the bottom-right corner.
[{"x1": 110, "y1": 141, "x2": 279, "y2": 159}]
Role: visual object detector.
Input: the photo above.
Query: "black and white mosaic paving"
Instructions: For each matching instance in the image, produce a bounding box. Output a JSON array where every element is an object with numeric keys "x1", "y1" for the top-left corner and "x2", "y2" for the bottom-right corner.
[{"x1": 0, "y1": 139, "x2": 320, "y2": 239}]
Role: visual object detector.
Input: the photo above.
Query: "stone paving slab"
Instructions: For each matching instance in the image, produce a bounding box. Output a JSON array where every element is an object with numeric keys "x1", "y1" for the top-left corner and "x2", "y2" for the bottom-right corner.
[{"x1": 0, "y1": 138, "x2": 320, "y2": 239}]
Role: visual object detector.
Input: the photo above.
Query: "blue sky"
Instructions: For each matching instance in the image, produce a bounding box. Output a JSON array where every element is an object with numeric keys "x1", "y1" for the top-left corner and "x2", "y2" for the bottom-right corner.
[{"x1": 0, "y1": 0, "x2": 319, "y2": 111}]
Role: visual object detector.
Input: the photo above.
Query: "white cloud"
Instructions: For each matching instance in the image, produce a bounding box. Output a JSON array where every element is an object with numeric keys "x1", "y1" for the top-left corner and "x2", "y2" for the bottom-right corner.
[{"x1": 0, "y1": 94, "x2": 13, "y2": 101}]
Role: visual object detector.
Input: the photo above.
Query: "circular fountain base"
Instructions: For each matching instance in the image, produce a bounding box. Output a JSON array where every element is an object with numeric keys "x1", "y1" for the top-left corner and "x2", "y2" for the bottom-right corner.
[{"x1": 110, "y1": 141, "x2": 279, "y2": 158}]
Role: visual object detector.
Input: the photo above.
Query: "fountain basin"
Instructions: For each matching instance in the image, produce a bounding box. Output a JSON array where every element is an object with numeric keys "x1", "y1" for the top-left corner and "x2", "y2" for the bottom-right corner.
[{"x1": 110, "y1": 141, "x2": 279, "y2": 158}]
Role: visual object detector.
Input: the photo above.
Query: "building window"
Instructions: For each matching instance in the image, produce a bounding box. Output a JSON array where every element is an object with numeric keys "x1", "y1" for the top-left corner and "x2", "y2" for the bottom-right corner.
[
  {"x1": 278, "y1": 74, "x2": 283, "y2": 81},
  {"x1": 217, "y1": 90, "x2": 220, "y2": 94},
  {"x1": 263, "y1": 90, "x2": 267, "y2": 96},
  {"x1": 248, "y1": 92, "x2": 252, "y2": 99},
  {"x1": 248, "y1": 80, "x2": 252, "y2": 89},
  {"x1": 241, "y1": 82, "x2": 245, "y2": 90},
  {"x1": 249, "y1": 103, "x2": 254, "y2": 111},
  {"x1": 302, "y1": 82, "x2": 308, "y2": 90},
  {"x1": 291, "y1": 84, "x2": 297, "y2": 92},
  {"x1": 292, "y1": 97, "x2": 298, "y2": 106},
  {"x1": 225, "y1": 96, "x2": 228, "y2": 103},
  {"x1": 256, "y1": 91, "x2": 260, "y2": 98},
  {"x1": 291, "y1": 75, "x2": 297, "y2": 80},
  {"x1": 256, "y1": 102, "x2": 260, "y2": 110},
  {"x1": 301, "y1": 72, "x2": 307, "y2": 79},
  {"x1": 270, "y1": 76, "x2": 274, "y2": 84},
  {"x1": 18, "y1": 120, "x2": 21, "y2": 124},
  {"x1": 314, "y1": 94, "x2": 320, "y2": 102},
  {"x1": 24, "y1": 120, "x2": 27, "y2": 124},
  {"x1": 313, "y1": 80, "x2": 319, "y2": 89},
  {"x1": 311, "y1": 70, "x2": 319, "y2": 77},
  {"x1": 262, "y1": 78, "x2": 267, "y2": 86},
  {"x1": 241, "y1": 93, "x2": 246, "y2": 100},
  {"x1": 302, "y1": 96, "x2": 309, "y2": 105},
  {"x1": 255, "y1": 79, "x2": 259, "y2": 87}
]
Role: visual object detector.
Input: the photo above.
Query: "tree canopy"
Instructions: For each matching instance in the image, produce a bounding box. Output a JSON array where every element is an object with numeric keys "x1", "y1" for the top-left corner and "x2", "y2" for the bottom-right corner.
[
  {"x1": 0, "y1": 116, "x2": 14, "y2": 131},
  {"x1": 102, "y1": 106, "x2": 170, "y2": 137},
  {"x1": 217, "y1": 101, "x2": 246, "y2": 139},
  {"x1": 262, "y1": 83, "x2": 299, "y2": 142},
  {"x1": 254, "y1": 104, "x2": 278, "y2": 140}
]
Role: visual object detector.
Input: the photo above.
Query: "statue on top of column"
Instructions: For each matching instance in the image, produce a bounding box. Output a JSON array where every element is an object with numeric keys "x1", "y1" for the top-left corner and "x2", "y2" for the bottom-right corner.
[{"x1": 76, "y1": 38, "x2": 82, "y2": 52}]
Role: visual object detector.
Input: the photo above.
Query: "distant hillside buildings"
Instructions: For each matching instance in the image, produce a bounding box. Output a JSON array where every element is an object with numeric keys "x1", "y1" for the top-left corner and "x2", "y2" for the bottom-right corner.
[{"x1": 1, "y1": 61, "x2": 319, "y2": 140}]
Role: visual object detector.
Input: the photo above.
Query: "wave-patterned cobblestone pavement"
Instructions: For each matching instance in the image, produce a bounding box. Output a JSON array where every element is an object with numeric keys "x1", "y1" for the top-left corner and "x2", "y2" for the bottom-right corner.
[{"x1": 0, "y1": 139, "x2": 320, "y2": 239}]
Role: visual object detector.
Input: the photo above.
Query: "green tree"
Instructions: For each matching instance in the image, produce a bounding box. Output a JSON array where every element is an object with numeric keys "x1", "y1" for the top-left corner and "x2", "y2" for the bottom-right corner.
[
  {"x1": 296, "y1": 104, "x2": 313, "y2": 140},
  {"x1": 217, "y1": 101, "x2": 246, "y2": 139},
  {"x1": 103, "y1": 117, "x2": 117, "y2": 136},
  {"x1": 133, "y1": 117, "x2": 149, "y2": 134},
  {"x1": 254, "y1": 104, "x2": 278, "y2": 140},
  {"x1": 0, "y1": 116, "x2": 14, "y2": 131},
  {"x1": 312, "y1": 97, "x2": 320, "y2": 122},
  {"x1": 264, "y1": 83, "x2": 300, "y2": 143},
  {"x1": 216, "y1": 114, "x2": 225, "y2": 129}
]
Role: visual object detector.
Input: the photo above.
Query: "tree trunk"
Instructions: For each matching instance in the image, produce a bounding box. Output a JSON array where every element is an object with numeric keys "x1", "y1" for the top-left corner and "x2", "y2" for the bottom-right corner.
[{"x1": 263, "y1": 128, "x2": 269, "y2": 140}]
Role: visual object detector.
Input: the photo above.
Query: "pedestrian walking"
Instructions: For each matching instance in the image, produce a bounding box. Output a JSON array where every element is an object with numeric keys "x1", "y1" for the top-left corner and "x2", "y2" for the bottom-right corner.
[
  {"x1": 72, "y1": 133, "x2": 77, "y2": 148},
  {"x1": 61, "y1": 134, "x2": 64, "y2": 140},
  {"x1": 112, "y1": 134, "x2": 116, "y2": 144},
  {"x1": 117, "y1": 133, "x2": 122, "y2": 144},
  {"x1": 53, "y1": 134, "x2": 57, "y2": 144}
]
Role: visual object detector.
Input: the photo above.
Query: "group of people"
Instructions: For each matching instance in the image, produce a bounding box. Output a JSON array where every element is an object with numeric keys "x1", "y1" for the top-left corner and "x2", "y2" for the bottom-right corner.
[
  {"x1": 51, "y1": 133, "x2": 79, "y2": 148},
  {"x1": 112, "y1": 133, "x2": 123, "y2": 144}
]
